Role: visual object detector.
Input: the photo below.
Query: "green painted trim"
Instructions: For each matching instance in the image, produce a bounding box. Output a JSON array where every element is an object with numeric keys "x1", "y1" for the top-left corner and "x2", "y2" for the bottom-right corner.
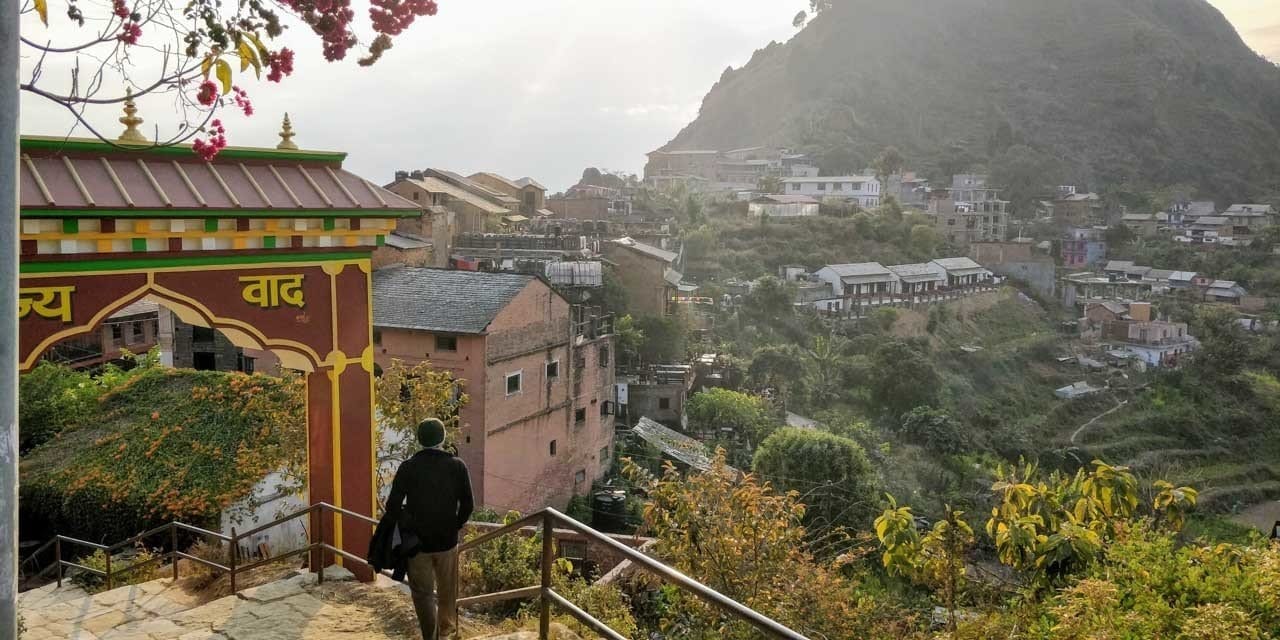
[
  {"x1": 20, "y1": 136, "x2": 347, "y2": 163},
  {"x1": 21, "y1": 207, "x2": 419, "y2": 220},
  {"x1": 131, "y1": 238, "x2": 147, "y2": 252},
  {"x1": 263, "y1": 236, "x2": 277, "y2": 249},
  {"x1": 62, "y1": 219, "x2": 78, "y2": 234},
  {"x1": 376, "y1": 235, "x2": 385, "y2": 247},
  {"x1": 323, "y1": 217, "x2": 336, "y2": 231},
  {"x1": 20, "y1": 250, "x2": 370, "y2": 274},
  {"x1": 204, "y1": 218, "x2": 218, "y2": 232}
]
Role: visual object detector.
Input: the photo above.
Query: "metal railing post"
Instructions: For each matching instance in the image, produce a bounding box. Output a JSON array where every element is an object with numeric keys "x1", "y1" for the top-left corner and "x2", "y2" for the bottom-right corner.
[
  {"x1": 104, "y1": 549, "x2": 113, "y2": 591},
  {"x1": 170, "y1": 525, "x2": 179, "y2": 582},
  {"x1": 228, "y1": 527, "x2": 237, "y2": 594},
  {"x1": 539, "y1": 512, "x2": 553, "y2": 640},
  {"x1": 55, "y1": 539, "x2": 62, "y2": 588},
  {"x1": 316, "y1": 506, "x2": 325, "y2": 584}
]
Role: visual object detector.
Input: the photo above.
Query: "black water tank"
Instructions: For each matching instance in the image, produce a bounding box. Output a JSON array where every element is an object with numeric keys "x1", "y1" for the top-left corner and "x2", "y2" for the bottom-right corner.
[{"x1": 592, "y1": 490, "x2": 628, "y2": 532}]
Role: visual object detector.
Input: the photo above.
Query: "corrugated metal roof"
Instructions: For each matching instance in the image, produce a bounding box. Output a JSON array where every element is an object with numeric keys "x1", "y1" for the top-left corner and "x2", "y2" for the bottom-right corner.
[
  {"x1": 887, "y1": 263, "x2": 942, "y2": 279},
  {"x1": 632, "y1": 417, "x2": 716, "y2": 472},
  {"x1": 930, "y1": 257, "x2": 985, "y2": 272},
  {"x1": 384, "y1": 233, "x2": 430, "y2": 250},
  {"x1": 408, "y1": 177, "x2": 509, "y2": 214},
  {"x1": 372, "y1": 267, "x2": 533, "y2": 334},
  {"x1": 823, "y1": 262, "x2": 891, "y2": 278},
  {"x1": 611, "y1": 237, "x2": 677, "y2": 263},
  {"x1": 20, "y1": 144, "x2": 418, "y2": 214}
]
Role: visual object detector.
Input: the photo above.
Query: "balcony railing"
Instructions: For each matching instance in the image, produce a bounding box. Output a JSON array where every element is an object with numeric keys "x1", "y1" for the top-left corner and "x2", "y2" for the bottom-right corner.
[{"x1": 27, "y1": 503, "x2": 808, "y2": 640}]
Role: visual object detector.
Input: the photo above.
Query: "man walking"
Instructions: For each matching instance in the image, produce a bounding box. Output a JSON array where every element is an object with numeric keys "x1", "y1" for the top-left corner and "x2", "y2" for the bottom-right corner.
[{"x1": 384, "y1": 418, "x2": 474, "y2": 640}]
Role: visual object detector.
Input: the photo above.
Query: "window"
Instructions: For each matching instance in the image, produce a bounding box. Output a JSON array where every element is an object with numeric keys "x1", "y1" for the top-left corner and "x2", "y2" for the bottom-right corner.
[
  {"x1": 238, "y1": 355, "x2": 255, "y2": 374},
  {"x1": 833, "y1": 182, "x2": 844, "y2": 191},
  {"x1": 373, "y1": 329, "x2": 382, "y2": 346},
  {"x1": 599, "y1": 446, "x2": 609, "y2": 461},
  {"x1": 506, "y1": 371, "x2": 522, "y2": 395},
  {"x1": 817, "y1": 182, "x2": 826, "y2": 191},
  {"x1": 658, "y1": 397, "x2": 671, "y2": 410},
  {"x1": 412, "y1": 191, "x2": 420, "y2": 201},
  {"x1": 193, "y1": 352, "x2": 216, "y2": 371},
  {"x1": 599, "y1": 346, "x2": 609, "y2": 367},
  {"x1": 546, "y1": 360, "x2": 559, "y2": 380},
  {"x1": 574, "y1": 470, "x2": 586, "y2": 485},
  {"x1": 435, "y1": 335, "x2": 457, "y2": 351},
  {"x1": 790, "y1": 183, "x2": 800, "y2": 191},
  {"x1": 575, "y1": 408, "x2": 587, "y2": 423},
  {"x1": 192, "y1": 326, "x2": 215, "y2": 342},
  {"x1": 601, "y1": 400, "x2": 613, "y2": 416},
  {"x1": 111, "y1": 324, "x2": 123, "y2": 345},
  {"x1": 549, "y1": 440, "x2": 557, "y2": 456},
  {"x1": 130, "y1": 321, "x2": 145, "y2": 343}
]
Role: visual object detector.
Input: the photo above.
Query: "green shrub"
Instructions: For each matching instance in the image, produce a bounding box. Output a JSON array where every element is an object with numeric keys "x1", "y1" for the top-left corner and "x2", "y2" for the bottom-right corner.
[
  {"x1": 70, "y1": 547, "x2": 160, "y2": 593},
  {"x1": 18, "y1": 361, "x2": 95, "y2": 452}
]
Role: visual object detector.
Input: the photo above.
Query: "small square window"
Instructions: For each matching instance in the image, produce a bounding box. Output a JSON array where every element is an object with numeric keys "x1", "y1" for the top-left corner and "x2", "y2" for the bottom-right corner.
[
  {"x1": 111, "y1": 324, "x2": 123, "y2": 344},
  {"x1": 192, "y1": 326, "x2": 215, "y2": 342},
  {"x1": 436, "y1": 335, "x2": 458, "y2": 351},
  {"x1": 506, "y1": 372, "x2": 522, "y2": 395},
  {"x1": 790, "y1": 183, "x2": 800, "y2": 191},
  {"x1": 131, "y1": 322, "x2": 145, "y2": 342},
  {"x1": 549, "y1": 440, "x2": 557, "y2": 456},
  {"x1": 575, "y1": 408, "x2": 586, "y2": 423},
  {"x1": 599, "y1": 446, "x2": 609, "y2": 461},
  {"x1": 575, "y1": 469, "x2": 586, "y2": 485},
  {"x1": 599, "y1": 347, "x2": 609, "y2": 367},
  {"x1": 373, "y1": 329, "x2": 383, "y2": 346},
  {"x1": 658, "y1": 397, "x2": 671, "y2": 410},
  {"x1": 412, "y1": 191, "x2": 421, "y2": 201},
  {"x1": 546, "y1": 361, "x2": 559, "y2": 379}
]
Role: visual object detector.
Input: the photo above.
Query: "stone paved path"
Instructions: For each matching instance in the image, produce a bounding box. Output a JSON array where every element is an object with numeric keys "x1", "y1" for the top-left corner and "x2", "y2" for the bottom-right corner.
[{"x1": 19, "y1": 569, "x2": 584, "y2": 640}]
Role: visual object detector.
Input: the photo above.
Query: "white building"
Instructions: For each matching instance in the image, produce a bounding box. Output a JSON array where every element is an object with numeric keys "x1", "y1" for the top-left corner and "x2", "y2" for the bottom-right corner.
[
  {"x1": 748, "y1": 194, "x2": 820, "y2": 218},
  {"x1": 815, "y1": 263, "x2": 898, "y2": 298},
  {"x1": 929, "y1": 257, "x2": 994, "y2": 287},
  {"x1": 887, "y1": 263, "x2": 946, "y2": 294},
  {"x1": 782, "y1": 176, "x2": 881, "y2": 208}
]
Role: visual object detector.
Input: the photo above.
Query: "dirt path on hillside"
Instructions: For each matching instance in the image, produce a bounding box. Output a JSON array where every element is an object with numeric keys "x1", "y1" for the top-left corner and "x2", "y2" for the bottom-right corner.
[
  {"x1": 1232, "y1": 501, "x2": 1280, "y2": 535},
  {"x1": 1070, "y1": 398, "x2": 1129, "y2": 446}
]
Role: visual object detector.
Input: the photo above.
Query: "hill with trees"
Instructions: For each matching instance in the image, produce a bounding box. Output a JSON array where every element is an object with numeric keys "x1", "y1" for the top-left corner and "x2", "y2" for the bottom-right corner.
[{"x1": 664, "y1": 0, "x2": 1280, "y2": 202}]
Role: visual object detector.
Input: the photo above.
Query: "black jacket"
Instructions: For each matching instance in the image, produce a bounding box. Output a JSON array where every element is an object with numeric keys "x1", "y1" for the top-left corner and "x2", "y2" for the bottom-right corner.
[
  {"x1": 383, "y1": 448, "x2": 474, "y2": 553},
  {"x1": 368, "y1": 511, "x2": 418, "y2": 580}
]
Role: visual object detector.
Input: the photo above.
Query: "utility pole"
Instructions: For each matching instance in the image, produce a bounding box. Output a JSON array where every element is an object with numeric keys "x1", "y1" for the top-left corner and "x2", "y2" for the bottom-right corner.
[{"x1": 1, "y1": 0, "x2": 20, "y2": 633}]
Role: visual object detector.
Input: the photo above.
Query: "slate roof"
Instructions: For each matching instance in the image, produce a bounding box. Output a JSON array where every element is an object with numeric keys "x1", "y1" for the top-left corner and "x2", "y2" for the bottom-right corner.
[
  {"x1": 611, "y1": 237, "x2": 677, "y2": 263},
  {"x1": 372, "y1": 267, "x2": 534, "y2": 334},
  {"x1": 930, "y1": 257, "x2": 986, "y2": 272},
  {"x1": 1105, "y1": 260, "x2": 1135, "y2": 272},
  {"x1": 824, "y1": 262, "x2": 891, "y2": 278},
  {"x1": 887, "y1": 263, "x2": 944, "y2": 281},
  {"x1": 1169, "y1": 271, "x2": 1198, "y2": 282}
]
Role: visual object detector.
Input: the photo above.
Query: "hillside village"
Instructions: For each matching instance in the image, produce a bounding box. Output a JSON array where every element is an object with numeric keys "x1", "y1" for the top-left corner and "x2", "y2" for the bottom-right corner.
[{"x1": 10, "y1": 1, "x2": 1280, "y2": 639}]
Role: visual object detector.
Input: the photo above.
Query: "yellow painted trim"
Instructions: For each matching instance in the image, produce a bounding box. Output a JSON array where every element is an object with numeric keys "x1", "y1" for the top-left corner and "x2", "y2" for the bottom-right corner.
[
  {"x1": 365, "y1": 259, "x2": 377, "y2": 520},
  {"x1": 20, "y1": 258, "x2": 367, "y2": 279},
  {"x1": 233, "y1": 237, "x2": 248, "y2": 250},
  {"x1": 96, "y1": 240, "x2": 113, "y2": 253},
  {"x1": 329, "y1": 366, "x2": 344, "y2": 564},
  {"x1": 19, "y1": 281, "x2": 153, "y2": 370}
]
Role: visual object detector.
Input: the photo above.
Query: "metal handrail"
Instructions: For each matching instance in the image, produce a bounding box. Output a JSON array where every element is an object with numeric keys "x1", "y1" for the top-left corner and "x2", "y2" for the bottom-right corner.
[{"x1": 32, "y1": 502, "x2": 809, "y2": 639}]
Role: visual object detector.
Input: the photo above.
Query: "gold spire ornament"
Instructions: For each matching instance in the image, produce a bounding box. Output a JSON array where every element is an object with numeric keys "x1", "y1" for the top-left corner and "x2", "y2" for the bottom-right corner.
[
  {"x1": 117, "y1": 89, "x2": 148, "y2": 144},
  {"x1": 277, "y1": 113, "x2": 298, "y2": 150}
]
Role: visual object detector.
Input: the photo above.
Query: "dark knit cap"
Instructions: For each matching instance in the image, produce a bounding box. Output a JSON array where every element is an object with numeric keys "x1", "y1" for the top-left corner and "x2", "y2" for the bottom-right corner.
[{"x1": 417, "y1": 418, "x2": 446, "y2": 448}]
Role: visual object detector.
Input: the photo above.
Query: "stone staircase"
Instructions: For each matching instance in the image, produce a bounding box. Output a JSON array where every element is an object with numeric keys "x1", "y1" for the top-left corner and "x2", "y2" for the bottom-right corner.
[{"x1": 17, "y1": 567, "x2": 578, "y2": 640}]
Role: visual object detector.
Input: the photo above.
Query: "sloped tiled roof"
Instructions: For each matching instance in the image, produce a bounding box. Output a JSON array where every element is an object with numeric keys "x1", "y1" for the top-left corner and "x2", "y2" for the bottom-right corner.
[
  {"x1": 405, "y1": 177, "x2": 509, "y2": 215},
  {"x1": 372, "y1": 267, "x2": 533, "y2": 334},
  {"x1": 888, "y1": 263, "x2": 944, "y2": 280},
  {"x1": 824, "y1": 262, "x2": 891, "y2": 278},
  {"x1": 20, "y1": 137, "x2": 419, "y2": 215},
  {"x1": 515, "y1": 177, "x2": 546, "y2": 190},
  {"x1": 930, "y1": 257, "x2": 986, "y2": 272},
  {"x1": 1105, "y1": 260, "x2": 1135, "y2": 271}
]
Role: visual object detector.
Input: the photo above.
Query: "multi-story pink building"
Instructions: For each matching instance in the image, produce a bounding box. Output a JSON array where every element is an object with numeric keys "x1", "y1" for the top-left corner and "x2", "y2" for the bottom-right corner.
[{"x1": 372, "y1": 267, "x2": 615, "y2": 514}]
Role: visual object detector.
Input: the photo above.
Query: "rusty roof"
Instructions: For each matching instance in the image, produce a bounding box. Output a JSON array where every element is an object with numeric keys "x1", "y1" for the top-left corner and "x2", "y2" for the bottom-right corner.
[{"x1": 19, "y1": 136, "x2": 419, "y2": 217}]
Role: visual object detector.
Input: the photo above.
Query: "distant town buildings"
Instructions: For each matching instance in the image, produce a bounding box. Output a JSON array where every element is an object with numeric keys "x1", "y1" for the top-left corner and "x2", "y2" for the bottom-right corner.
[
  {"x1": 747, "y1": 194, "x2": 820, "y2": 218},
  {"x1": 643, "y1": 146, "x2": 815, "y2": 193},
  {"x1": 601, "y1": 238, "x2": 682, "y2": 316},
  {"x1": 928, "y1": 175, "x2": 1009, "y2": 245},
  {"x1": 1061, "y1": 227, "x2": 1108, "y2": 268},
  {"x1": 372, "y1": 267, "x2": 616, "y2": 513},
  {"x1": 809, "y1": 257, "x2": 995, "y2": 312},
  {"x1": 781, "y1": 175, "x2": 881, "y2": 208}
]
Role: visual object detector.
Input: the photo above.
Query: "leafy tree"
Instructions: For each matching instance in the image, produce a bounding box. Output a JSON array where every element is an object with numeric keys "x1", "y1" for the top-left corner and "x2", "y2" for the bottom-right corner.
[
  {"x1": 909, "y1": 223, "x2": 941, "y2": 257},
  {"x1": 623, "y1": 452, "x2": 876, "y2": 640},
  {"x1": 1104, "y1": 223, "x2": 1137, "y2": 247},
  {"x1": 868, "y1": 341, "x2": 938, "y2": 417},
  {"x1": 612, "y1": 315, "x2": 644, "y2": 368},
  {"x1": 897, "y1": 406, "x2": 968, "y2": 455},
  {"x1": 757, "y1": 175, "x2": 783, "y2": 194},
  {"x1": 685, "y1": 388, "x2": 774, "y2": 449},
  {"x1": 634, "y1": 315, "x2": 688, "y2": 364},
  {"x1": 752, "y1": 427, "x2": 878, "y2": 531},
  {"x1": 748, "y1": 344, "x2": 809, "y2": 410},
  {"x1": 805, "y1": 333, "x2": 850, "y2": 404},
  {"x1": 374, "y1": 359, "x2": 469, "y2": 488},
  {"x1": 742, "y1": 276, "x2": 795, "y2": 327},
  {"x1": 18, "y1": 361, "x2": 95, "y2": 453},
  {"x1": 872, "y1": 146, "x2": 906, "y2": 191},
  {"x1": 876, "y1": 502, "x2": 974, "y2": 631}
]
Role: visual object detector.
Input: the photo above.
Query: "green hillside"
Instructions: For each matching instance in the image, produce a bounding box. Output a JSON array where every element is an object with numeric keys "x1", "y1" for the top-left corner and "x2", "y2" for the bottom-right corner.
[{"x1": 666, "y1": 0, "x2": 1280, "y2": 202}]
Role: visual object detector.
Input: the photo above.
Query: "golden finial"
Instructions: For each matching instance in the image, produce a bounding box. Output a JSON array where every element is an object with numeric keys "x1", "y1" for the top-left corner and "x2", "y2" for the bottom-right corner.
[
  {"x1": 277, "y1": 112, "x2": 298, "y2": 150},
  {"x1": 117, "y1": 88, "x2": 148, "y2": 144}
]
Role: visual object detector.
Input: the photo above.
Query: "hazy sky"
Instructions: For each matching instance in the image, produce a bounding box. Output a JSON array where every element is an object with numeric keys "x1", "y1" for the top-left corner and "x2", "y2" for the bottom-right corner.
[{"x1": 17, "y1": 0, "x2": 1280, "y2": 192}]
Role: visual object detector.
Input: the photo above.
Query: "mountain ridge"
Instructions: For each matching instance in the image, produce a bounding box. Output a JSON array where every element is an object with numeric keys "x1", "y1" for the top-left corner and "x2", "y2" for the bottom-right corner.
[{"x1": 663, "y1": 0, "x2": 1280, "y2": 203}]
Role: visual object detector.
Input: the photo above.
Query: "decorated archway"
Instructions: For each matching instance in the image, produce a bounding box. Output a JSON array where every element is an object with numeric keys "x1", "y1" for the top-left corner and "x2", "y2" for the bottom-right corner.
[{"x1": 16, "y1": 128, "x2": 420, "y2": 578}]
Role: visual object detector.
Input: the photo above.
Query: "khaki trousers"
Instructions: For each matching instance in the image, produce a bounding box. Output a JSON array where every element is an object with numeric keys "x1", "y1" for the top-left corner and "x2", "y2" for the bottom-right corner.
[{"x1": 406, "y1": 548, "x2": 460, "y2": 640}]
